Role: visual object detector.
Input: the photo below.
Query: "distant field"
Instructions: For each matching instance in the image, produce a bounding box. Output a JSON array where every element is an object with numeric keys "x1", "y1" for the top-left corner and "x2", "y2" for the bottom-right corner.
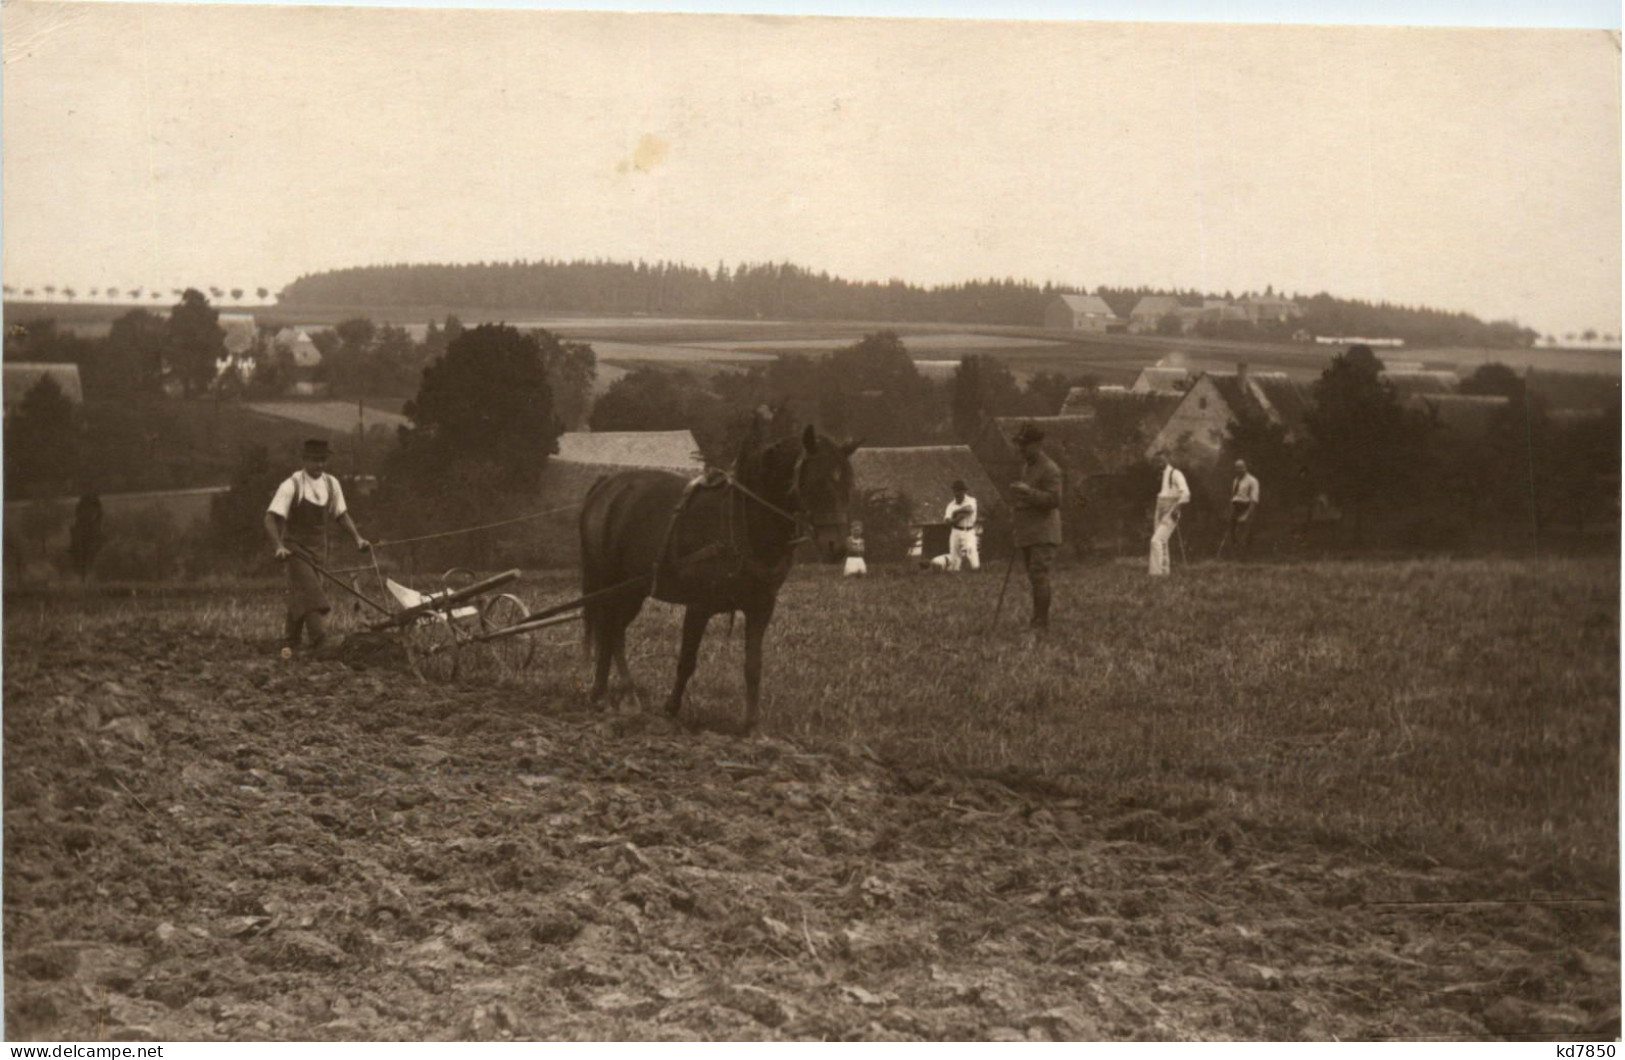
[{"x1": 681, "y1": 333, "x2": 1066, "y2": 352}]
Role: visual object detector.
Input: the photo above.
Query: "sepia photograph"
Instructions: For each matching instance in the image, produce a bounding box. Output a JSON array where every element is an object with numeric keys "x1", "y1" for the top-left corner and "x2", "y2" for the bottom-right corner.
[{"x1": 1, "y1": 0, "x2": 1619, "y2": 1043}]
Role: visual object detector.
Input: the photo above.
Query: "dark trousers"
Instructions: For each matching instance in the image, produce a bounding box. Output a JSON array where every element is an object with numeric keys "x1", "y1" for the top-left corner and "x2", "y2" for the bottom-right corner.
[
  {"x1": 1021, "y1": 543, "x2": 1057, "y2": 628},
  {"x1": 1229, "y1": 502, "x2": 1255, "y2": 557}
]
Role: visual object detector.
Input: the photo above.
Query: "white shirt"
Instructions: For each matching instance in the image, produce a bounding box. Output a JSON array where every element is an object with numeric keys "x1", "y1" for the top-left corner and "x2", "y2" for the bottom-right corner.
[
  {"x1": 1232, "y1": 473, "x2": 1260, "y2": 505},
  {"x1": 1158, "y1": 466, "x2": 1190, "y2": 504},
  {"x1": 945, "y1": 494, "x2": 978, "y2": 530},
  {"x1": 267, "y1": 470, "x2": 348, "y2": 520}
]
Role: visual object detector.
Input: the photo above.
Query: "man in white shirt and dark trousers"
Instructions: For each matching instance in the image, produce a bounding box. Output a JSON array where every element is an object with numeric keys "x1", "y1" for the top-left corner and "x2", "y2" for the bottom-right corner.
[
  {"x1": 1149, "y1": 450, "x2": 1190, "y2": 577},
  {"x1": 944, "y1": 479, "x2": 980, "y2": 571},
  {"x1": 264, "y1": 439, "x2": 370, "y2": 653},
  {"x1": 1228, "y1": 459, "x2": 1260, "y2": 559}
]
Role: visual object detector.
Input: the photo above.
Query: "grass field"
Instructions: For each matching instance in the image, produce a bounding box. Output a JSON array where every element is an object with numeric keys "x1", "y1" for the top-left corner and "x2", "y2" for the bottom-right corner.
[{"x1": 4, "y1": 554, "x2": 1616, "y2": 1039}]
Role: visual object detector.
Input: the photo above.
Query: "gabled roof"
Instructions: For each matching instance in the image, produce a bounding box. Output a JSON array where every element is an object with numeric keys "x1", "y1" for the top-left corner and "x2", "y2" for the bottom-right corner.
[
  {"x1": 554, "y1": 430, "x2": 704, "y2": 473},
  {"x1": 1054, "y1": 293, "x2": 1117, "y2": 317},
  {"x1": 4, "y1": 362, "x2": 84, "y2": 408},
  {"x1": 1054, "y1": 390, "x2": 1181, "y2": 466},
  {"x1": 1130, "y1": 295, "x2": 1181, "y2": 318},
  {"x1": 1131, "y1": 366, "x2": 1194, "y2": 394},
  {"x1": 1247, "y1": 373, "x2": 1310, "y2": 433},
  {"x1": 273, "y1": 327, "x2": 323, "y2": 368},
  {"x1": 851, "y1": 445, "x2": 1002, "y2": 527}
]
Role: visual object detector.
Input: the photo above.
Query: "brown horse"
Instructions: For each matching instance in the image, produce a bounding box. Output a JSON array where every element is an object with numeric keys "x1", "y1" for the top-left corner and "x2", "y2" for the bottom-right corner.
[{"x1": 578, "y1": 423, "x2": 856, "y2": 733}]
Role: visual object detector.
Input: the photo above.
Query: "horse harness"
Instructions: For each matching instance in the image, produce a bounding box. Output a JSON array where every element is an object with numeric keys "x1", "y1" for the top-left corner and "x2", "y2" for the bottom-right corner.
[{"x1": 651, "y1": 465, "x2": 810, "y2": 598}]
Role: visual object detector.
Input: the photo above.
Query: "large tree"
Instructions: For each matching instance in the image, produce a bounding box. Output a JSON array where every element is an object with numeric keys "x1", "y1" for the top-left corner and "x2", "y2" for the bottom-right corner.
[
  {"x1": 394, "y1": 323, "x2": 560, "y2": 490},
  {"x1": 4, "y1": 376, "x2": 79, "y2": 500},
  {"x1": 950, "y1": 354, "x2": 1022, "y2": 440},
  {"x1": 1304, "y1": 345, "x2": 1431, "y2": 539},
  {"x1": 165, "y1": 289, "x2": 226, "y2": 396},
  {"x1": 106, "y1": 309, "x2": 169, "y2": 393}
]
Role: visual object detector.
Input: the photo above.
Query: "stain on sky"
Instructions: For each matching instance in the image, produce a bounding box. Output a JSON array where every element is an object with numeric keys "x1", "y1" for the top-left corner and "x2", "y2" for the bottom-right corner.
[{"x1": 616, "y1": 134, "x2": 670, "y2": 175}]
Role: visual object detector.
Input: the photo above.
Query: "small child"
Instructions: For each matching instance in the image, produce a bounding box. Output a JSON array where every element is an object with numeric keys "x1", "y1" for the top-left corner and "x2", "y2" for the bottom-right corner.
[{"x1": 843, "y1": 521, "x2": 868, "y2": 577}]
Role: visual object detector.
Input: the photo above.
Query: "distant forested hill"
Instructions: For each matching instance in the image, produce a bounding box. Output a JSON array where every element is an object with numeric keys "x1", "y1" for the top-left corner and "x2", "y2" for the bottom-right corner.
[{"x1": 278, "y1": 259, "x2": 1537, "y2": 348}]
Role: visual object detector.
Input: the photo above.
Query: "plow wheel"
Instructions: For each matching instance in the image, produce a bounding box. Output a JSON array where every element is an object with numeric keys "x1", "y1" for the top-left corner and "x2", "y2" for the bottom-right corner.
[
  {"x1": 405, "y1": 613, "x2": 466, "y2": 682},
  {"x1": 480, "y1": 593, "x2": 537, "y2": 679}
]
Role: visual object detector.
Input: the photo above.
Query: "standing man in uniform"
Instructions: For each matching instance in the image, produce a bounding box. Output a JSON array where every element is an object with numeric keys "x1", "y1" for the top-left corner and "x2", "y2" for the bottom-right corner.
[
  {"x1": 1149, "y1": 449, "x2": 1190, "y2": 577},
  {"x1": 1009, "y1": 423, "x2": 1062, "y2": 630},
  {"x1": 1228, "y1": 459, "x2": 1260, "y2": 559},
  {"x1": 265, "y1": 439, "x2": 370, "y2": 652},
  {"x1": 944, "y1": 479, "x2": 980, "y2": 572}
]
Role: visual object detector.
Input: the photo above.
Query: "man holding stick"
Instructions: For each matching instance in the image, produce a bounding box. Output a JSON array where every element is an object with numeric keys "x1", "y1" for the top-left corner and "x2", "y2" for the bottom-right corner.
[
  {"x1": 1149, "y1": 449, "x2": 1189, "y2": 577},
  {"x1": 1228, "y1": 459, "x2": 1260, "y2": 559},
  {"x1": 265, "y1": 439, "x2": 371, "y2": 653},
  {"x1": 1008, "y1": 422, "x2": 1062, "y2": 631}
]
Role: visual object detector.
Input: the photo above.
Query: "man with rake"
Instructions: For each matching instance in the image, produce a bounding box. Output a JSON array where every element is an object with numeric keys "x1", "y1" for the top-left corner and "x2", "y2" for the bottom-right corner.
[
  {"x1": 264, "y1": 439, "x2": 371, "y2": 654},
  {"x1": 1149, "y1": 449, "x2": 1190, "y2": 577}
]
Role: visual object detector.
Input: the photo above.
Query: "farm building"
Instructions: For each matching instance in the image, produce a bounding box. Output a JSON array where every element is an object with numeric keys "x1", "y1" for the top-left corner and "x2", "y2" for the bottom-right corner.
[
  {"x1": 554, "y1": 430, "x2": 704, "y2": 474},
  {"x1": 1043, "y1": 293, "x2": 1121, "y2": 333},
  {"x1": 1128, "y1": 295, "x2": 1182, "y2": 333},
  {"x1": 1057, "y1": 387, "x2": 1182, "y2": 465},
  {"x1": 850, "y1": 445, "x2": 1000, "y2": 526},
  {"x1": 1148, "y1": 365, "x2": 1310, "y2": 471},
  {"x1": 4, "y1": 362, "x2": 84, "y2": 411},
  {"x1": 1130, "y1": 365, "x2": 1194, "y2": 395},
  {"x1": 274, "y1": 328, "x2": 326, "y2": 396},
  {"x1": 1239, "y1": 295, "x2": 1304, "y2": 325}
]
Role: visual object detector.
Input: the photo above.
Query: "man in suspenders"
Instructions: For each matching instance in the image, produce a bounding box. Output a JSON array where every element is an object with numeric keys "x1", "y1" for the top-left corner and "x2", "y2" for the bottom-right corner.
[
  {"x1": 1149, "y1": 450, "x2": 1190, "y2": 577},
  {"x1": 264, "y1": 439, "x2": 370, "y2": 653}
]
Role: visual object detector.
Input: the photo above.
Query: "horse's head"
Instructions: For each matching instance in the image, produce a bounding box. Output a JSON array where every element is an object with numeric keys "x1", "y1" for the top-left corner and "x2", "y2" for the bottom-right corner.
[{"x1": 793, "y1": 425, "x2": 859, "y2": 563}]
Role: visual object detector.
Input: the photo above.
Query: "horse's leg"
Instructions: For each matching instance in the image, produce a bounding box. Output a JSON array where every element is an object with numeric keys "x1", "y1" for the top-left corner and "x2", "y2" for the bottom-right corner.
[
  {"x1": 741, "y1": 599, "x2": 776, "y2": 735},
  {"x1": 666, "y1": 607, "x2": 711, "y2": 718},
  {"x1": 588, "y1": 607, "x2": 614, "y2": 703},
  {"x1": 612, "y1": 623, "x2": 643, "y2": 712}
]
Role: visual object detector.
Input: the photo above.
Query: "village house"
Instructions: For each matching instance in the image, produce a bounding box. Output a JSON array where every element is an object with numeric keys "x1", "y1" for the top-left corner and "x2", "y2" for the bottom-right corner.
[
  {"x1": 1043, "y1": 293, "x2": 1122, "y2": 333},
  {"x1": 1239, "y1": 295, "x2": 1304, "y2": 326},
  {"x1": 1127, "y1": 295, "x2": 1182, "y2": 333},
  {"x1": 4, "y1": 362, "x2": 84, "y2": 413},
  {"x1": 849, "y1": 445, "x2": 1002, "y2": 563},
  {"x1": 1058, "y1": 387, "x2": 1184, "y2": 465},
  {"x1": 274, "y1": 327, "x2": 326, "y2": 395},
  {"x1": 1130, "y1": 365, "x2": 1194, "y2": 394},
  {"x1": 1147, "y1": 364, "x2": 1310, "y2": 471}
]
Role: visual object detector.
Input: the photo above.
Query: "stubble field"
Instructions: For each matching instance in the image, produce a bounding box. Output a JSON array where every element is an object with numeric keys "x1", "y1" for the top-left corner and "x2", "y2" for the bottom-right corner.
[{"x1": 2, "y1": 556, "x2": 1617, "y2": 1040}]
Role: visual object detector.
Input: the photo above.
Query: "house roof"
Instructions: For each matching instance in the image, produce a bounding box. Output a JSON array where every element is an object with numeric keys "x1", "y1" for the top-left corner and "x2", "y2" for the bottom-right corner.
[
  {"x1": 554, "y1": 430, "x2": 704, "y2": 473},
  {"x1": 1382, "y1": 370, "x2": 1458, "y2": 398},
  {"x1": 850, "y1": 445, "x2": 1003, "y2": 527},
  {"x1": 1054, "y1": 293, "x2": 1117, "y2": 317},
  {"x1": 1411, "y1": 393, "x2": 1509, "y2": 436},
  {"x1": 989, "y1": 416, "x2": 1108, "y2": 480},
  {"x1": 1132, "y1": 366, "x2": 1194, "y2": 394},
  {"x1": 1247, "y1": 373, "x2": 1310, "y2": 433},
  {"x1": 1130, "y1": 295, "x2": 1181, "y2": 318},
  {"x1": 274, "y1": 327, "x2": 323, "y2": 368},
  {"x1": 4, "y1": 362, "x2": 84, "y2": 408},
  {"x1": 1055, "y1": 390, "x2": 1181, "y2": 466}
]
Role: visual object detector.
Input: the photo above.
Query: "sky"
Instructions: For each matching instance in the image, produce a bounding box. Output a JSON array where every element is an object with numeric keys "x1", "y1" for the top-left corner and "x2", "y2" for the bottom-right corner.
[{"x1": 2, "y1": 3, "x2": 1619, "y2": 337}]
